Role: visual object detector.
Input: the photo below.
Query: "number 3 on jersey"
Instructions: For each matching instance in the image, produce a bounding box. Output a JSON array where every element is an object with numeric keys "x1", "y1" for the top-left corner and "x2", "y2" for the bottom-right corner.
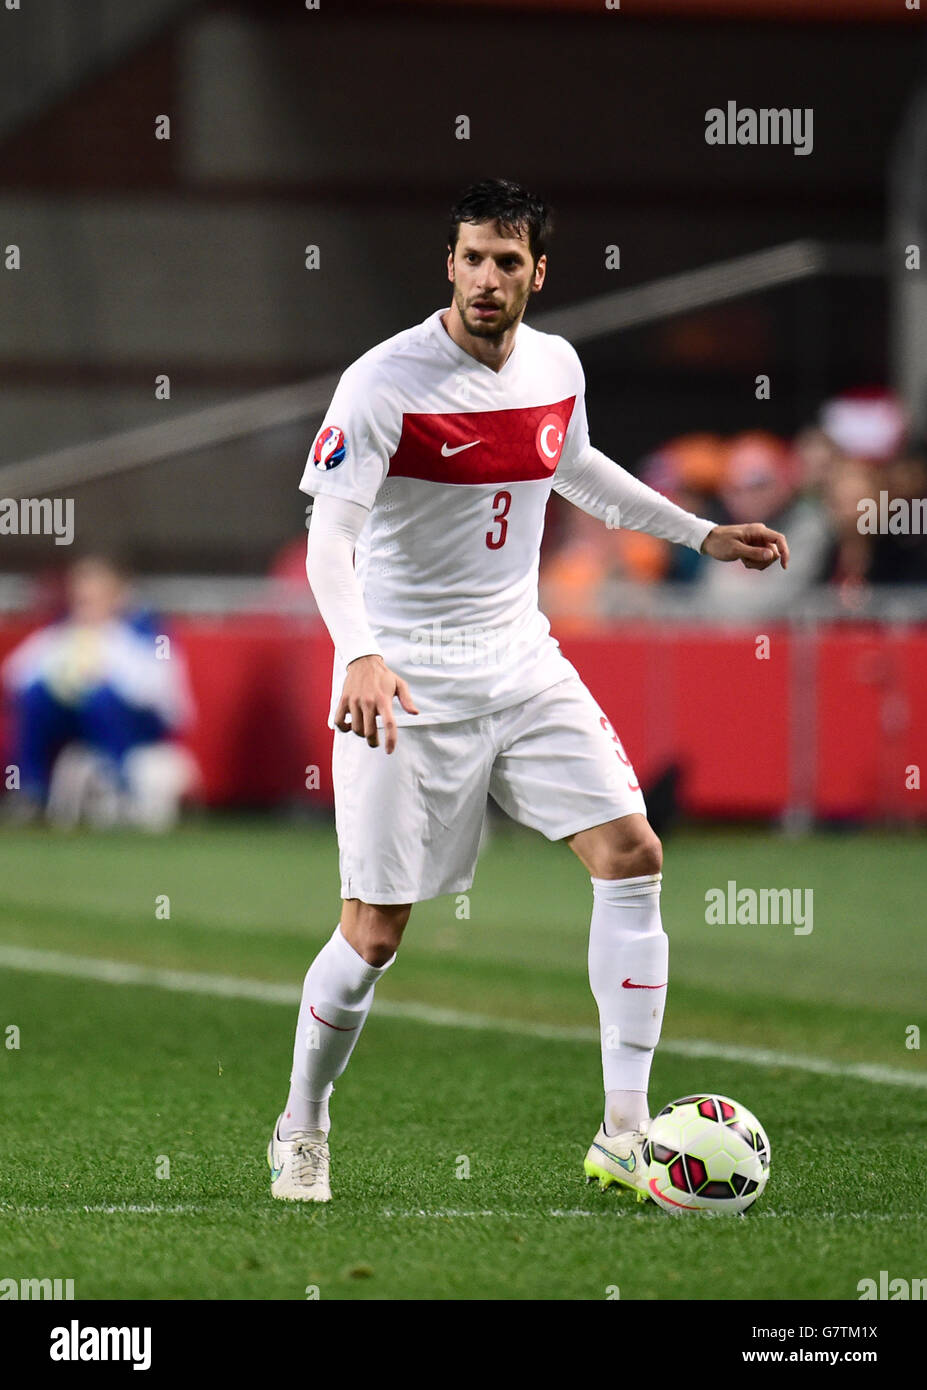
[{"x1": 486, "y1": 490, "x2": 511, "y2": 549}]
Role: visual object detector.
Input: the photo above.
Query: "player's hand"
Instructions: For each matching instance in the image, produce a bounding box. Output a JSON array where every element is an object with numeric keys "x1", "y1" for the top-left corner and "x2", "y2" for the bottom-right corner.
[
  {"x1": 334, "y1": 654, "x2": 419, "y2": 754},
  {"x1": 701, "y1": 523, "x2": 790, "y2": 572}
]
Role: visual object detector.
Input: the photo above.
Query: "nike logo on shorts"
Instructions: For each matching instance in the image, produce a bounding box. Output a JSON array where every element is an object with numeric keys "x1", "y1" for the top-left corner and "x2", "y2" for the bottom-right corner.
[{"x1": 621, "y1": 978, "x2": 667, "y2": 990}]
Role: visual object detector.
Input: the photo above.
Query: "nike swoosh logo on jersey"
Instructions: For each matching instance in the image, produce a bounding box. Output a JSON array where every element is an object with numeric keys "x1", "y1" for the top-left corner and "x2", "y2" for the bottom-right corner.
[
  {"x1": 310, "y1": 1004, "x2": 358, "y2": 1031},
  {"x1": 441, "y1": 440, "x2": 481, "y2": 456},
  {"x1": 621, "y1": 978, "x2": 667, "y2": 990}
]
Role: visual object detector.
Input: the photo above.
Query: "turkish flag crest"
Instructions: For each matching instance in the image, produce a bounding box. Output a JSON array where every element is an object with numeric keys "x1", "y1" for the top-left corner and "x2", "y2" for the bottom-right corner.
[{"x1": 535, "y1": 413, "x2": 566, "y2": 466}]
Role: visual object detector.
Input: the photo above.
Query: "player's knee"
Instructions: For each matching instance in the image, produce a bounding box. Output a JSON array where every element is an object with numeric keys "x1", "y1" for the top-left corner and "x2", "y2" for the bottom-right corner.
[
  {"x1": 593, "y1": 827, "x2": 663, "y2": 881},
  {"x1": 631, "y1": 829, "x2": 663, "y2": 878},
  {"x1": 346, "y1": 902, "x2": 411, "y2": 967},
  {"x1": 362, "y1": 935, "x2": 403, "y2": 968}
]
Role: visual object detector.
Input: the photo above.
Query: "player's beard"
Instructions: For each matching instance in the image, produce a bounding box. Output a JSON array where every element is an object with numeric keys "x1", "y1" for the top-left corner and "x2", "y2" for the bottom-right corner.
[{"x1": 453, "y1": 280, "x2": 531, "y2": 340}]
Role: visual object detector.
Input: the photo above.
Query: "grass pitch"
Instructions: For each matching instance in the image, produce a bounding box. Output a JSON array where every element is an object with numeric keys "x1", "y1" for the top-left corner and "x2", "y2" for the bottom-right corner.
[{"x1": 0, "y1": 817, "x2": 924, "y2": 1300}]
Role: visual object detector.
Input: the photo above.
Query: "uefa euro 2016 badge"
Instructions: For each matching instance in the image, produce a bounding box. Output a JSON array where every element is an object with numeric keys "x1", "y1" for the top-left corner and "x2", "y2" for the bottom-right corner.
[{"x1": 313, "y1": 425, "x2": 347, "y2": 471}]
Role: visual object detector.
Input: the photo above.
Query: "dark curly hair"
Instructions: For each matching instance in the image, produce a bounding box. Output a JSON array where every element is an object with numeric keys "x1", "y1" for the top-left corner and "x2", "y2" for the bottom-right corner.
[{"x1": 448, "y1": 178, "x2": 553, "y2": 267}]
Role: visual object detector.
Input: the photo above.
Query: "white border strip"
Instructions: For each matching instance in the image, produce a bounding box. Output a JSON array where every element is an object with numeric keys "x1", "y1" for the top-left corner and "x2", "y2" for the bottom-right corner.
[{"x1": 1, "y1": 943, "x2": 923, "y2": 1091}]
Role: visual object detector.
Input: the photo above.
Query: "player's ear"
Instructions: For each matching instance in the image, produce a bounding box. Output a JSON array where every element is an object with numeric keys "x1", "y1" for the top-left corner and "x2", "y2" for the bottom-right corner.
[
  {"x1": 532, "y1": 254, "x2": 547, "y2": 292},
  {"x1": 446, "y1": 247, "x2": 455, "y2": 282}
]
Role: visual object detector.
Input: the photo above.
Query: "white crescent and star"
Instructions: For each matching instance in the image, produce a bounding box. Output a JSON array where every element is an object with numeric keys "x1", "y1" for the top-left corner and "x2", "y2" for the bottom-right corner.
[{"x1": 539, "y1": 423, "x2": 563, "y2": 459}]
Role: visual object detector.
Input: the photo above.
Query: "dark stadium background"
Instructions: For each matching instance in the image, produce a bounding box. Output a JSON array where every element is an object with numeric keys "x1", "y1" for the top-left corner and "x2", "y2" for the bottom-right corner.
[{"x1": 0, "y1": 0, "x2": 920, "y2": 564}]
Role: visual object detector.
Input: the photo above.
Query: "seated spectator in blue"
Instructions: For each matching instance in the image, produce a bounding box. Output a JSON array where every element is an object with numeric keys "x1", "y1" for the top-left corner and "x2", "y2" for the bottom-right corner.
[{"x1": 2, "y1": 556, "x2": 197, "y2": 829}]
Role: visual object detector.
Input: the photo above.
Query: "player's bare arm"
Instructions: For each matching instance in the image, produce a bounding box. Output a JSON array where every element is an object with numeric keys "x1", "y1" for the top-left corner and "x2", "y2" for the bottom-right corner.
[
  {"x1": 334, "y1": 653, "x2": 418, "y2": 754},
  {"x1": 700, "y1": 522, "x2": 790, "y2": 571}
]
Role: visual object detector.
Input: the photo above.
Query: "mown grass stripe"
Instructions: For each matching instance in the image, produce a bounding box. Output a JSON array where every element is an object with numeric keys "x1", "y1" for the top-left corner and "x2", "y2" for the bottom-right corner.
[{"x1": 1, "y1": 942, "x2": 924, "y2": 1091}]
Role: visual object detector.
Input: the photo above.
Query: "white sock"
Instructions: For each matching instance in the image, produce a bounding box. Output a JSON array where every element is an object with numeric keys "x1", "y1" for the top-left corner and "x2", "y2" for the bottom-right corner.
[
  {"x1": 588, "y1": 873, "x2": 668, "y2": 1135},
  {"x1": 604, "y1": 1088, "x2": 649, "y2": 1137},
  {"x1": 281, "y1": 923, "x2": 394, "y2": 1140}
]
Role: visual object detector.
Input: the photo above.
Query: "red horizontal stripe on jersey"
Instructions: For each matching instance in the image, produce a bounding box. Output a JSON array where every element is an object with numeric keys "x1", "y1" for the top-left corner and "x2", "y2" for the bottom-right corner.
[{"x1": 388, "y1": 396, "x2": 576, "y2": 485}]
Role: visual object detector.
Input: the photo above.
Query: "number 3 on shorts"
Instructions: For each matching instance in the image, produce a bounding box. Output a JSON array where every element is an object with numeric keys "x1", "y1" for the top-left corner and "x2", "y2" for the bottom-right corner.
[{"x1": 599, "y1": 714, "x2": 632, "y2": 765}]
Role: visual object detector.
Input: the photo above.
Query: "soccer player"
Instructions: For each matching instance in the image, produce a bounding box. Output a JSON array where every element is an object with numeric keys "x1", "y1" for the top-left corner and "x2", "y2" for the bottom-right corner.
[{"x1": 269, "y1": 178, "x2": 789, "y2": 1203}]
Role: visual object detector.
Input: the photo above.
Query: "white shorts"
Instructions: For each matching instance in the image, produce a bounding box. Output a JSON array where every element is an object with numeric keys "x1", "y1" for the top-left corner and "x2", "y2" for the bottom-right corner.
[{"x1": 332, "y1": 675, "x2": 647, "y2": 904}]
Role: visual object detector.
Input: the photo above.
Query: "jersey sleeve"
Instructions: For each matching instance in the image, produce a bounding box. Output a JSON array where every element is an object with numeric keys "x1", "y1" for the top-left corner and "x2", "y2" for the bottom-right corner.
[
  {"x1": 299, "y1": 364, "x2": 400, "y2": 510},
  {"x1": 305, "y1": 494, "x2": 382, "y2": 667},
  {"x1": 555, "y1": 342, "x2": 591, "y2": 474},
  {"x1": 552, "y1": 343, "x2": 717, "y2": 551}
]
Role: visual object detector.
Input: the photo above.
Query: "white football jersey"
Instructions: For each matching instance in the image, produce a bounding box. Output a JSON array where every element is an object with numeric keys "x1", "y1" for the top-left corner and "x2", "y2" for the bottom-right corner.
[{"x1": 299, "y1": 306, "x2": 596, "y2": 726}]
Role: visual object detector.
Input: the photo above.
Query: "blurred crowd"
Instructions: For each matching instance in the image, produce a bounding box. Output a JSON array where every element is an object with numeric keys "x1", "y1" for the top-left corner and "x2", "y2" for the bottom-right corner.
[{"x1": 540, "y1": 388, "x2": 927, "y2": 623}]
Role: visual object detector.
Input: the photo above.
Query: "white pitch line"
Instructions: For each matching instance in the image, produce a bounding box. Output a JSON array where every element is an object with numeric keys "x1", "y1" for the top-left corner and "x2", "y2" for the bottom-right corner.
[
  {"x1": 379, "y1": 1208, "x2": 927, "y2": 1222},
  {"x1": 1, "y1": 942, "x2": 924, "y2": 1091},
  {"x1": 0, "y1": 944, "x2": 299, "y2": 1006},
  {"x1": 1, "y1": 1203, "x2": 923, "y2": 1223},
  {"x1": 0, "y1": 1204, "x2": 211, "y2": 1215}
]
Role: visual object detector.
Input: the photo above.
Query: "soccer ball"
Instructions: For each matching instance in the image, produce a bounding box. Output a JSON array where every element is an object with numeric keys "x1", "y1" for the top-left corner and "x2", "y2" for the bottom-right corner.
[{"x1": 642, "y1": 1093, "x2": 770, "y2": 1215}]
